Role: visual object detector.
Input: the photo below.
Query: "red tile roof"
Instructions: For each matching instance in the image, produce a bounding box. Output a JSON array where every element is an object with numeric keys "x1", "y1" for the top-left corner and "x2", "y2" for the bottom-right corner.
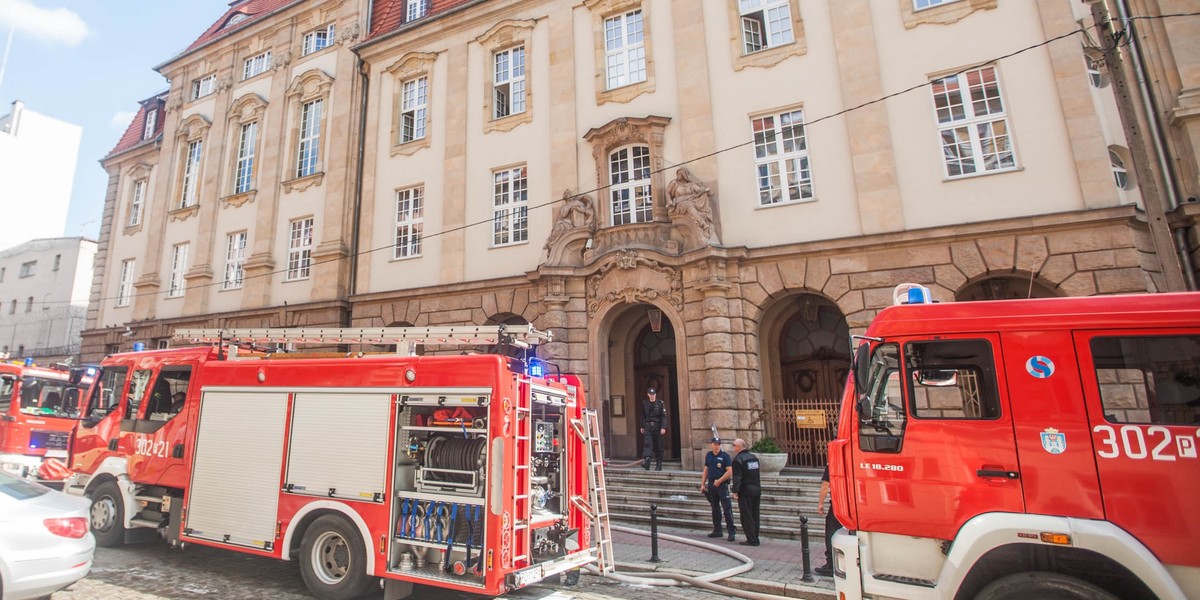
[
  {"x1": 183, "y1": 0, "x2": 300, "y2": 55},
  {"x1": 105, "y1": 94, "x2": 168, "y2": 160},
  {"x1": 366, "y1": 0, "x2": 481, "y2": 41}
]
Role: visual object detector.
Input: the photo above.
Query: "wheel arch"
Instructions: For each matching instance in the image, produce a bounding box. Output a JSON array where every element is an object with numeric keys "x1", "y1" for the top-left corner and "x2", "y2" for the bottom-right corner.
[{"x1": 281, "y1": 501, "x2": 374, "y2": 574}]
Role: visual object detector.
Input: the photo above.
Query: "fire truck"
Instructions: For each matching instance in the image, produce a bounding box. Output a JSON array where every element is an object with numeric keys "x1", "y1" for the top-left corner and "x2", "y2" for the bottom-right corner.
[
  {"x1": 64, "y1": 325, "x2": 613, "y2": 600},
  {"x1": 0, "y1": 360, "x2": 92, "y2": 481},
  {"x1": 829, "y1": 286, "x2": 1200, "y2": 600}
]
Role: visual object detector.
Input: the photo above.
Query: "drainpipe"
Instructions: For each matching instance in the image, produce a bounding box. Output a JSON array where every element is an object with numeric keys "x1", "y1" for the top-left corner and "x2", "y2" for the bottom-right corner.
[{"x1": 349, "y1": 57, "x2": 369, "y2": 297}]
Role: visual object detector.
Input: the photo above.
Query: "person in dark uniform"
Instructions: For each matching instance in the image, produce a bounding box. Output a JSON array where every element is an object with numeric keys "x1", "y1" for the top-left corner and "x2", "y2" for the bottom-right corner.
[
  {"x1": 815, "y1": 464, "x2": 843, "y2": 576},
  {"x1": 730, "y1": 438, "x2": 761, "y2": 546},
  {"x1": 700, "y1": 437, "x2": 736, "y2": 541},
  {"x1": 639, "y1": 386, "x2": 666, "y2": 470}
]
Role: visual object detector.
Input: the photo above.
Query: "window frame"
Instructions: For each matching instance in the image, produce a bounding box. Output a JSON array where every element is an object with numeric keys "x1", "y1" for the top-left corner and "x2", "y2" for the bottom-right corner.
[
  {"x1": 128, "y1": 179, "x2": 146, "y2": 226},
  {"x1": 400, "y1": 76, "x2": 428, "y2": 144},
  {"x1": 915, "y1": 0, "x2": 960, "y2": 9},
  {"x1": 738, "y1": 0, "x2": 795, "y2": 54},
  {"x1": 223, "y1": 231, "x2": 247, "y2": 290},
  {"x1": 296, "y1": 99, "x2": 323, "y2": 179},
  {"x1": 180, "y1": 139, "x2": 203, "y2": 208},
  {"x1": 191, "y1": 74, "x2": 216, "y2": 101},
  {"x1": 143, "y1": 109, "x2": 158, "y2": 140},
  {"x1": 492, "y1": 46, "x2": 527, "y2": 120},
  {"x1": 608, "y1": 145, "x2": 653, "y2": 226},
  {"x1": 243, "y1": 50, "x2": 272, "y2": 80},
  {"x1": 394, "y1": 187, "x2": 424, "y2": 260},
  {"x1": 301, "y1": 24, "x2": 336, "y2": 56},
  {"x1": 167, "y1": 244, "x2": 189, "y2": 298},
  {"x1": 286, "y1": 218, "x2": 314, "y2": 281},
  {"x1": 406, "y1": 0, "x2": 428, "y2": 21},
  {"x1": 233, "y1": 121, "x2": 258, "y2": 195},
  {"x1": 19, "y1": 261, "x2": 35, "y2": 278},
  {"x1": 929, "y1": 65, "x2": 1018, "y2": 179},
  {"x1": 751, "y1": 108, "x2": 814, "y2": 207},
  {"x1": 117, "y1": 259, "x2": 135, "y2": 307},
  {"x1": 603, "y1": 9, "x2": 647, "y2": 91},
  {"x1": 492, "y1": 166, "x2": 530, "y2": 247}
]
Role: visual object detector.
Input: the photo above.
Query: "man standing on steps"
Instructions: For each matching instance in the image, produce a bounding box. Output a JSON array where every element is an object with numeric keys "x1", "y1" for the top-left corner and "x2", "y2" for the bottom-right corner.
[
  {"x1": 814, "y1": 463, "x2": 843, "y2": 577},
  {"x1": 700, "y1": 437, "x2": 736, "y2": 541},
  {"x1": 730, "y1": 438, "x2": 761, "y2": 546},
  {"x1": 639, "y1": 387, "x2": 666, "y2": 470}
]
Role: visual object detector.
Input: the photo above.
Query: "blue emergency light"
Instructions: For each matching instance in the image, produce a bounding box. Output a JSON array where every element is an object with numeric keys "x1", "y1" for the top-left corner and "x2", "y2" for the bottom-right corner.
[
  {"x1": 132, "y1": 342, "x2": 145, "y2": 352},
  {"x1": 23, "y1": 357, "x2": 33, "y2": 367},
  {"x1": 527, "y1": 358, "x2": 545, "y2": 378}
]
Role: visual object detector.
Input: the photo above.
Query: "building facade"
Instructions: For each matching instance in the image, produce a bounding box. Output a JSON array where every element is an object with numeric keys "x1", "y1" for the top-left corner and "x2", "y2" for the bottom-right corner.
[
  {"x1": 0, "y1": 237, "x2": 97, "y2": 363},
  {"x1": 85, "y1": 0, "x2": 1200, "y2": 469},
  {"x1": 0, "y1": 101, "x2": 83, "y2": 250}
]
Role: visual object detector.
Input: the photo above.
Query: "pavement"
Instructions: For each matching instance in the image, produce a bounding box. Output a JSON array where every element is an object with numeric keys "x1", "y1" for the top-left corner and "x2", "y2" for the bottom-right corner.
[{"x1": 608, "y1": 523, "x2": 837, "y2": 599}]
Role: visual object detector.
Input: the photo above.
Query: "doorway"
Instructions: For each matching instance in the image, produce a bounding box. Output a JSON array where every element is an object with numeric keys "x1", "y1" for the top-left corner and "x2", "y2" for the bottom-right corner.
[{"x1": 632, "y1": 319, "x2": 680, "y2": 461}]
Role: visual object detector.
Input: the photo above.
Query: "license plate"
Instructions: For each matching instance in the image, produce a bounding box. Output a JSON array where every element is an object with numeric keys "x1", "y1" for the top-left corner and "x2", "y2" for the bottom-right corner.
[{"x1": 44, "y1": 450, "x2": 68, "y2": 458}]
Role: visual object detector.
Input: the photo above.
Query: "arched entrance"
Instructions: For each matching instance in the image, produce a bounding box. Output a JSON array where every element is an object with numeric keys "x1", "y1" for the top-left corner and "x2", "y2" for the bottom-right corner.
[
  {"x1": 603, "y1": 303, "x2": 681, "y2": 461},
  {"x1": 957, "y1": 275, "x2": 1058, "y2": 301},
  {"x1": 632, "y1": 317, "x2": 681, "y2": 461}
]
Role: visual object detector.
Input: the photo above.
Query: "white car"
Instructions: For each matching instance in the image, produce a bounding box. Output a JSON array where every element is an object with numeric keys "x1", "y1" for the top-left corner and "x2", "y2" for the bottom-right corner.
[{"x1": 0, "y1": 471, "x2": 94, "y2": 600}]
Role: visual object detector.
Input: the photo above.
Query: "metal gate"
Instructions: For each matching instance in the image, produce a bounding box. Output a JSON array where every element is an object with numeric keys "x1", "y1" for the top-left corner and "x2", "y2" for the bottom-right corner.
[{"x1": 763, "y1": 397, "x2": 839, "y2": 468}]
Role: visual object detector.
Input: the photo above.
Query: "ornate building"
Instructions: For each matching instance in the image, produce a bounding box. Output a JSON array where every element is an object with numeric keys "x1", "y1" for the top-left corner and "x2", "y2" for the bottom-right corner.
[{"x1": 86, "y1": 0, "x2": 1199, "y2": 469}]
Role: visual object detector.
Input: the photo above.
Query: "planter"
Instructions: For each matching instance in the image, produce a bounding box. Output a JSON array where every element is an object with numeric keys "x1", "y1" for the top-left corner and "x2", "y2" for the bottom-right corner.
[{"x1": 757, "y1": 453, "x2": 788, "y2": 476}]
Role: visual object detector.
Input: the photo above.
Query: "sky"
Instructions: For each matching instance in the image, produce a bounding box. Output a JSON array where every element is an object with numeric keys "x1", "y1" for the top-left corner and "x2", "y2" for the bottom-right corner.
[{"x1": 0, "y1": 0, "x2": 231, "y2": 242}]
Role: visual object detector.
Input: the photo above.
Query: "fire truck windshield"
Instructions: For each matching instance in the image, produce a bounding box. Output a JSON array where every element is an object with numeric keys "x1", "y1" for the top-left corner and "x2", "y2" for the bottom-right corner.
[{"x1": 17, "y1": 376, "x2": 83, "y2": 419}]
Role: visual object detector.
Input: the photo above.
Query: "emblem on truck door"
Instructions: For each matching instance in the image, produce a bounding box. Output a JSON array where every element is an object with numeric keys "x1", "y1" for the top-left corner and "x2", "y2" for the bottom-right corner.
[
  {"x1": 1041, "y1": 427, "x2": 1067, "y2": 454},
  {"x1": 1026, "y1": 355, "x2": 1055, "y2": 379}
]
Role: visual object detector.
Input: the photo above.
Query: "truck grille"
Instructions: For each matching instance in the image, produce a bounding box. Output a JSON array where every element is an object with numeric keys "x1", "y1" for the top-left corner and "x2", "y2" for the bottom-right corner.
[{"x1": 30, "y1": 430, "x2": 70, "y2": 451}]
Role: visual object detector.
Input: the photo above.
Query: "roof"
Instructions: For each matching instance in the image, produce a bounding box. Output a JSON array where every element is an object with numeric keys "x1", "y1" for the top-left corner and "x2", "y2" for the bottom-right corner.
[
  {"x1": 366, "y1": 0, "x2": 481, "y2": 42},
  {"x1": 105, "y1": 93, "x2": 167, "y2": 160},
  {"x1": 182, "y1": 0, "x2": 300, "y2": 56}
]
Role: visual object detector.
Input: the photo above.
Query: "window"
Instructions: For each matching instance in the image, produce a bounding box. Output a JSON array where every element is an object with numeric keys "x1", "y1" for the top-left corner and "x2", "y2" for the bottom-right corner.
[
  {"x1": 858, "y1": 343, "x2": 906, "y2": 452},
  {"x1": 8, "y1": 300, "x2": 14, "y2": 314},
  {"x1": 127, "y1": 369, "x2": 152, "y2": 419},
  {"x1": 604, "y1": 10, "x2": 646, "y2": 90},
  {"x1": 143, "y1": 109, "x2": 158, "y2": 140},
  {"x1": 739, "y1": 0, "x2": 794, "y2": 54},
  {"x1": 19, "y1": 261, "x2": 34, "y2": 277},
  {"x1": 400, "y1": 77, "x2": 427, "y2": 143},
  {"x1": 1092, "y1": 335, "x2": 1200, "y2": 425},
  {"x1": 168, "y1": 244, "x2": 188, "y2": 298},
  {"x1": 1085, "y1": 53, "x2": 1108, "y2": 88},
  {"x1": 243, "y1": 51, "x2": 272, "y2": 80},
  {"x1": 145, "y1": 367, "x2": 192, "y2": 421},
  {"x1": 609, "y1": 146, "x2": 652, "y2": 225},
  {"x1": 53, "y1": 255, "x2": 60, "y2": 271},
  {"x1": 493, "y1": 47, "x2": 526, "y2": 119},
  {"x1": 180, "y1": 139, "x2": 203, "y2": 208},
  {"x1": 394, "y1": 187, "x2": 424, "y2": 259},
  {"x1": 0, "y1": 267, "x2": 4, "y2": 282},
  {"x1": 24, "y1": 297, "x2": 32, "y2": 313},
  {"x1": 234, "y1": 122, "x2": 258, "y2": 194},
  {"x1": 914, "y1": 0, "x2": 960, "y2": 9},
  {"x1": 931, "y1": 66, "x2": 1016, "y2": 177},
  {"x1": 191, "y1": 74, "x2": 216, "y2": 100},
  {"x1": 406, "y1": 0, "x2": 428, "y2": 21},
  {"x1": 156, "y1": 339, "x2": 170, "y2": 350},
  {"x1": 296, "y1": 100, "x2": 323, "y2": 178},
  {"x1": 1110, "y1": 148, "x2": 1130, "y2": 190},
  {"x1": 907, "y1": 340, "x2": 1000, "y2": 419},
  {"x1": 84, "y1": 365, "x2": 126, "y2": 420},
  {"x1": 128, "y1": 179, "x2": 146, "y2": 226},
  {"x1": 752, "y1": 109, "x2": 813, "y2": 206},
  {"x1": 492, "y1": 166, "x2": 529, "y2": 246},
  {"x1": 117, "y1": 259, "x2": 134, "y2": 307},
  {"x1": 287, "y1": 218, "x2": 314, "y2": 281},
  {"x1": 224, "y1": 232, "x2": 246, "y2": 290},
  {"x1": 302, "y1": 24, "x2": 335, "y2": 56}
]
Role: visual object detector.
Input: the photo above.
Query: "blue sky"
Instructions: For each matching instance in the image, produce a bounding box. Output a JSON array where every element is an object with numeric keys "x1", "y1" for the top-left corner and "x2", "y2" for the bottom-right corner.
[{"x1": 0, "y1": 0, "x2": 230, "y2": 241}]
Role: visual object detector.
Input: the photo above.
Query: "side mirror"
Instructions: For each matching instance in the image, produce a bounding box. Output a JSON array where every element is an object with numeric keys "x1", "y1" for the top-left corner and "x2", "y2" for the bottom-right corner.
[{"x1": 852, "y1": 343, "x2": 871, "y2": 391}]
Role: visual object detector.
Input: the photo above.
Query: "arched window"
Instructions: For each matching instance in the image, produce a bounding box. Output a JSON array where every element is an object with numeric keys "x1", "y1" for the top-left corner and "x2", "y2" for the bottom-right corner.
[
  {"x1": 609, "y1": 145, "x2": 652, "y2": 225},
  {"x1": 1110, "y1": 148, "x2": 1130, "y2": 190}
]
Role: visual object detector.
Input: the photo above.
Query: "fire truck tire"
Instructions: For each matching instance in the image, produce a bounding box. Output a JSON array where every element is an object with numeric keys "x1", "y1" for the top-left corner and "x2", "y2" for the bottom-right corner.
[
  {"x1": 88, "y1": 481, "x2": 126, "y2": 547},
  {"x1": 299, "y1": 514, "x2": 376, "y2": 600},
  {"x1": 975, "y1": 572, "x2": 1118, "y2": 600}
]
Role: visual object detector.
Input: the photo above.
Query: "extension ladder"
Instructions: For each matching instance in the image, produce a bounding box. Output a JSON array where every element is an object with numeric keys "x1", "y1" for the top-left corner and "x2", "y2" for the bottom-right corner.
[{"x1": 570, "y1": 409, "x2": 614, "y2": 574}]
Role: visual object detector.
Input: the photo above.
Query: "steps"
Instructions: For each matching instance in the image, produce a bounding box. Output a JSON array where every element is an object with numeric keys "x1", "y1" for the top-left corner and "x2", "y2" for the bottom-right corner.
[{"x1": 603, "y1": 464, "x2": 827, "y2": 541}]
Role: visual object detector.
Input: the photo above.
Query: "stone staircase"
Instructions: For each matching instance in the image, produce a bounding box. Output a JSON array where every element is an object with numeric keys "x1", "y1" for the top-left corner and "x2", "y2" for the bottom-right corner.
[{"x1": 602, "y1": 463, "x2": 826, "y2": 541}]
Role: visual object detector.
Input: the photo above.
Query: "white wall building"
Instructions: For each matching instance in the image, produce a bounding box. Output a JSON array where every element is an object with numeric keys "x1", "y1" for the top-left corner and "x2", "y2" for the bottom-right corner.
[
  {"x1": 0, "y1": 101, "x2": 82, "y2": 250},
  {"x1": 0, "y1": 237, "x2": 97, "y2": 363}
]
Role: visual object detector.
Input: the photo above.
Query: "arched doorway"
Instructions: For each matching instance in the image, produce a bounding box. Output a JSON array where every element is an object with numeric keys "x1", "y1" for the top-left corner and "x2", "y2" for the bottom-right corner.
[
  {"x1": 603, "y1": 303, "x2": 682, "y2": 462},
  {"x1": 957, "y1": 275, "x2": 1058, "y2": 301},
  {"x1": 632, "y1": 316, "x2": 681, "y2": 461}
]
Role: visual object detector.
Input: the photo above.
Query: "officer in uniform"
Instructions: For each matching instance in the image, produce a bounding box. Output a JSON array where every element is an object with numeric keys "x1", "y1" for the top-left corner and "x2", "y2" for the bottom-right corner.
[
  {"x1": 730, "y1": 438, "x2": 762, "y2": 546},
  {"x1": 700, "y1": 437, "x2": 736, "y2": 541},
  {"x1": 639, "y1": 386, "x2": 666, "y2": 470}
]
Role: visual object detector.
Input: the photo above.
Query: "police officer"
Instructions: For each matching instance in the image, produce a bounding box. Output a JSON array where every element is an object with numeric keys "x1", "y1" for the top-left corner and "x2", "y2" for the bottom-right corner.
[
  {"x1": 639, "y1": 386, "x2": 666, "y2": 471},
  {"x1": 730, "y1": 438, "x2": 761, "y2": 546},
  {"x1": 814, "y1": 463, "x2": 843, "y2": 576},
  {"x1": 700, "y1": 437, "x2": 736, "y2": 541}
]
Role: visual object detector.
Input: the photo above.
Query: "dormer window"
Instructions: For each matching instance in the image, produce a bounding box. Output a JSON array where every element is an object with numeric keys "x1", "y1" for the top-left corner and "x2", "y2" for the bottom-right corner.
[{"x1": 143, "y1": 109, "x2": 158, "y2": 140}]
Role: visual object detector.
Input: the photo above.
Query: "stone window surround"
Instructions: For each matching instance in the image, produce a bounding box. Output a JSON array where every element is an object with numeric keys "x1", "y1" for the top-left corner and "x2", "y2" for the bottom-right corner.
[
  {"x1": 727, "y1": 0, "x2": 807, "y2": 71},
  {"x1": 477, "y1": 20, "x2": 536, "y2": 134},
  {"x1": 583, "y1": 115, "x2": 671, "y2": 227},
  {"x1": 123, "y1": 162, "x2": 153, "y2": 235},
  {"x1": 928, "y1": 64, "x2": 1019, "y2": 180},
  {"x1": 223, "y1": 93, "x2": 269, "y2": 207},
  {"x1": 282, "y1": 69, "x2": 333, "y2": 194},
  {"x1": 899, "y1": 0, "x2": 997, "y2": 29},
  {"x1": 170, "y1": 114, "x2": 211, "y2": 222},
  {"x1": 583, "y1": 0, "x2": 656, "y2": 106},
  {"x1": 385, "y1": 52, "x2": 437, "y2": 157}
]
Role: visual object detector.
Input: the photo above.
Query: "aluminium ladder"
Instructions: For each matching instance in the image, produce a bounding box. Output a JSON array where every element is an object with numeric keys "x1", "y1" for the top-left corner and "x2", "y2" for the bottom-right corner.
[
  {"x1": 173, "y1": 324, "x2": 552, "y2": 355},
  {"x1": 570, "y1": 409, "x2": 614, "y2": 575}
]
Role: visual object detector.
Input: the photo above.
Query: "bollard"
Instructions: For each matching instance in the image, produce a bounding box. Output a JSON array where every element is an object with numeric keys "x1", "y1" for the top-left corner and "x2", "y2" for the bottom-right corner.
[
  {"x1": 800, "y1": 515, "x2": 815, "y2": 583},
  {"x1": 649, "y1": 503, "x2": 662, "y2": 563}
]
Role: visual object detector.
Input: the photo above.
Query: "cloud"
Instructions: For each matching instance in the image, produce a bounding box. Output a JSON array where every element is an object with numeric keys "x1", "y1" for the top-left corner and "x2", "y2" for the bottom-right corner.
[
  {"x1": 0, "y1": 0, "x2": 90, "y2": 47},
  {"x1": 110, "y1": 110, "x2": 136, "y2": 130}
]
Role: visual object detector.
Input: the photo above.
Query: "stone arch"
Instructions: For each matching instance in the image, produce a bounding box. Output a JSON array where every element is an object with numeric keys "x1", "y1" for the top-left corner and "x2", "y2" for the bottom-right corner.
[{"x1": 956, "y1": 272, "x2": 1060, "y2": 301}]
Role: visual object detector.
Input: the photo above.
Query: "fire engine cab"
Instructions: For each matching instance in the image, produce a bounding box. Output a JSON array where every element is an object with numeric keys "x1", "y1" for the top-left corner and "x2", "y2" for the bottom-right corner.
[
  {"x1": 0, "y1": 360, "x2": 92, "y2": 481},
  {"x1": 64, "y1": 325, "x2": 613, "y2": 600},
  {"x1": 830, "y1": 286, "x2": 1200, "y2": 600}
]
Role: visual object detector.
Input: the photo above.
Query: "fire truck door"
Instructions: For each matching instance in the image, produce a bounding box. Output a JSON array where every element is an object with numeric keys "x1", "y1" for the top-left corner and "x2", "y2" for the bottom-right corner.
[
  {"x1": 73, "y1": 366, "x2": 130, "y2": 474},
  {"x1": 124, "y1": 366, "x2": 194, "y2": 489},
  {"x1": 854, "y1": 335, "x2": 1023, "y2": 541}
]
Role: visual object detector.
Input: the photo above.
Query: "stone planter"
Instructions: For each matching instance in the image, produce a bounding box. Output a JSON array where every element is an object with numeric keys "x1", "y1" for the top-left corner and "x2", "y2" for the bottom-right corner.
[{"x1": 757, "y1": 453, "x2": 788, "y2": 476}]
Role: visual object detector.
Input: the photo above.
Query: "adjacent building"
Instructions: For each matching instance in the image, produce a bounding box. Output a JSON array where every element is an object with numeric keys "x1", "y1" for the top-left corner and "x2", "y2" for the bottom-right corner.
[
  {"x1": 0, "y1": 237, "x2": 97, "y2": 363},
  {"x1": 0, "y1": 101, "x2": 83, "y2": 250},
  {"x1": 84, "y1": 0, "x2": 1200, "y2": 469}
]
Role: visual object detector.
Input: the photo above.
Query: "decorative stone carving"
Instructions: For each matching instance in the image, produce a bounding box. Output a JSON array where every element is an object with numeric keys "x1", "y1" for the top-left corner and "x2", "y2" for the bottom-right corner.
[
  {"x1": 168, "y1": 204, "x2": 200, "y2": 222},
  {"x1": 666, "y1": 167, "x2": 718, "y2": 245},
  {"x1": 545, "y1": 189, "x2": 596, "y2": 248},
  {"x1": 274, "y1": 49, "x2": 293, "y2": 70},
  {"x1": 221, "y1": 190, "x2": 257, "y2": 208},
  {"x1": 336, "y1": 22, "x2": 361, "y2": 45},
  {"x1": 586, "y1": 250, "x2": 683, "y2": 315}
]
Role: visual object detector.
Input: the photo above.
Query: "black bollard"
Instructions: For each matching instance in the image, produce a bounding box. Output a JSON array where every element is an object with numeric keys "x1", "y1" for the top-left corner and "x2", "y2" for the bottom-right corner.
[
  {"x1": 800, "y1": 515, "x2": 815, "y2": 583},
  {"x1": 649, "y1": 503, "x2": 662, "y2": 563}
]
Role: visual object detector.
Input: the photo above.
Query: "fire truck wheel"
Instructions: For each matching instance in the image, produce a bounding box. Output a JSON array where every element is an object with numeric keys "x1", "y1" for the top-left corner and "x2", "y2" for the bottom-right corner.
[
  {"x1": 299, "y1": 514, "x2": 376, "y2": 600},
  {"x1": 88, "y1": 481, "x2": 126, "y2": 547},
  {"x1": 975, "y1": 572, "x2": 1118, "y2": 600}
]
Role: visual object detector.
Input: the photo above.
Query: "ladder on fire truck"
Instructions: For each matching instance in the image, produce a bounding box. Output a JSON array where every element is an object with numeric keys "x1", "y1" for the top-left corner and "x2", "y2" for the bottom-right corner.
[
  {"x1": 173, "y1": 324, "x2": 551, "y2": 353},
  {"x1": 569, "y1": 409, "x2": 614, "y2": 575}
]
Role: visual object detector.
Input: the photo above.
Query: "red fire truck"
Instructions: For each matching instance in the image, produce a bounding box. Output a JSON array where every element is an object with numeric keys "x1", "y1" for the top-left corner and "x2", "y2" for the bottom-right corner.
[
  {"x1": 829, "y1": 286, "x2": 1200, "y2": 600},
  {"x1": 64, "y1": 325, "x2": 612, "y2": 600},
  {"x1": 0, "y1": 361, "x2": 92, "y2": 482}
]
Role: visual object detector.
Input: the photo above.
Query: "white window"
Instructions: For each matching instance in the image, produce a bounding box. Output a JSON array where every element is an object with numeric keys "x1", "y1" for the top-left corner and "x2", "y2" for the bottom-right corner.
[
  {"x1": 191, "y1": 74, "x2": 216, "y2": 100},
  {"x1": 914, "y1": 0, "x2": 960, "y2": 9},
  {"x1": 224, "y1": 232, "x2": 247, "y2": 290},
  {"x1": 234, "y1": 122, "x2": 258, "y2": 194},
  {"x1": 609, "y1": 146, "x2": 652, "y2": 225},
  {"x1": 400, "y1": 77, "x2": 427, "y2": 143},
  {"x1": 931, "y1": 66, "x2": 1016, "y2": 177},
  {"x1": 128, "y1": 179, "x2": 146, "y2": 226},
  {"x1": 19, "y1": 261, "x2": 34, "y2": 278},
  {"x1": 287, "y1": 218, "x2": 314, "y2": 281},
  {"x1": 739, "y1": 0, "x2": 794, "y2": 54},
  {"x1": 394, "y1": 187, "x2": 424, "y2": 259},
  {"x1": 143, "y1": 109, "x2": 158, "y2": 140},
  {"x1": 406, "y1": 0, "x2": 427, "y2": 21},
  {"x1": 296, "y1": 99, "x2": 322, "y2": 178},
  {"x1": 752, "y1": 109, "x2": 812, "y2": 206},
  {"x1": 180, "y1": 140, "x2": 203, "y2": 208},
  {"x1": 604, "y1": 10, "x2": 646, "y2": 90},
  {"x1": 168, "y1": 244, "x2": 189, "y2": 298},
  {"x1": 493, "y1": 47, "x2": 526, "y2": 119},
  {"x1": 243, "y1": 51, "x2": 272, "y2": 80},
  {"x1": 492, "y1": 166, "x2": 529, "y2": 246},
  {"x1": 1110, "y1": 149, "x2": 1130, "y2": 190},
  {"x1": 117, "y1": 259, "x2": 135, "y2": 307},
  {"x1": 302, "y1": 24, "x2": 335, "y2": 56}
]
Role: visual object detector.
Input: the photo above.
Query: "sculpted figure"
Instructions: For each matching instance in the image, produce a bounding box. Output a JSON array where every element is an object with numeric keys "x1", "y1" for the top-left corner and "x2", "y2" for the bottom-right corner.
[
  {"x1": 666, "y1": 167, "x2": 715, "y2": 241},
  {"x1": 545, "y1": 189, "x2": 595, "y2": 248}
]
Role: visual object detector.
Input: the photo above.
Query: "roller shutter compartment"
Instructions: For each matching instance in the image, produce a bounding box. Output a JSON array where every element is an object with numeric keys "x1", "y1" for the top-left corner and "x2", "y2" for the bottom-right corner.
[{"x1": 285, "y1": 392, "x2": 391, "y2": 502}]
